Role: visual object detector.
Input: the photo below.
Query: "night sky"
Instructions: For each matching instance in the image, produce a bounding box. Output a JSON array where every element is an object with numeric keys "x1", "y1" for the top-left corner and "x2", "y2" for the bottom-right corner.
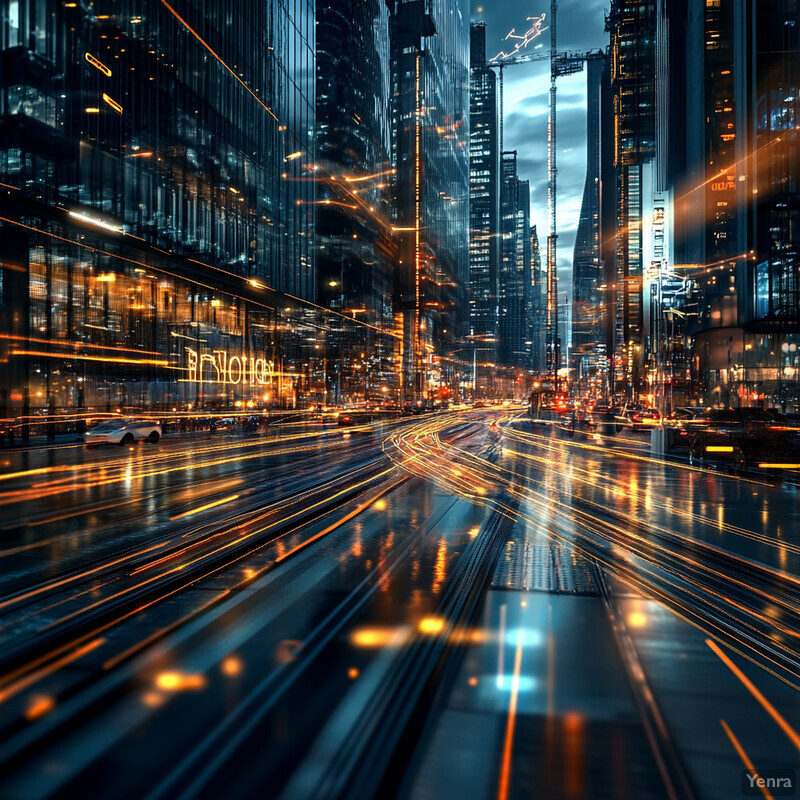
[{"x1": 469, "y1": 0, "x2": 608, "y2": 291}]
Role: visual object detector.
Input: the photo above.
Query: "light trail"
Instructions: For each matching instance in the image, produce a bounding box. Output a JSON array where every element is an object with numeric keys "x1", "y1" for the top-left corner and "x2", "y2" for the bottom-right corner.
[
  {"x1": 708, "y1": 638, "x2": 800, "y2": 753},
  {"x1": 0, "y1": 421, "x2": 384, "y2": 510},
  {"x1": 497, "y1": 626, "x2": 525, "y2": 800},
  {"x1": 384, "y1": 414, "x2": 800, "y2": 687},
  {"x1": 0, "y1": 637, "x2": 105, "y2": 705},
  {"x1": 0, "y1": 424, "x2": 404, "y2": 719},
  {"x1": 2, "y1": 407, "x2": 798, "y2": 776},
  {"x1": 720, "y1": 719, "x2": 774, "y2": 800},
  {"x1": 169, "y1": 494, "x2": 240, "y2": 521},
  {"x1": 159, "y1": 0, "x2": 279, "y2": 121}
]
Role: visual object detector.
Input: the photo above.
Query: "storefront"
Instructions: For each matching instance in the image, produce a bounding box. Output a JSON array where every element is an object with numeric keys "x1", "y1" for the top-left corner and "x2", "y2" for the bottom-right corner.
[{"x1": 0, "y1": 214, "x2": 400, "y2": 420}]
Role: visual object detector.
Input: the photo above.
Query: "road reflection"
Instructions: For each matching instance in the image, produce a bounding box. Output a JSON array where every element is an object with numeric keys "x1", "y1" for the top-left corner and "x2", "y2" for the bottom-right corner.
[{"x1": 0, "y1": 411, "x2": 797, "y2": 799}]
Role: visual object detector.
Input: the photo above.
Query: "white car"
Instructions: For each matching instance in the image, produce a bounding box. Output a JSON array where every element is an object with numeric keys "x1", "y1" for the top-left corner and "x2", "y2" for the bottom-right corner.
[{"x1": 85, "y1": 419, "x2": 162, "y2": 446}]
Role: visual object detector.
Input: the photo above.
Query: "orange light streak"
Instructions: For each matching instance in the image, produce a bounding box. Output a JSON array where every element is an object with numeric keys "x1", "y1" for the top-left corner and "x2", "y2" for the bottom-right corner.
[
  {"x1": 720, "y1": 719, "x2": 774, "y2": 800},
  {"x1": 707, "y1": 639, "x2": 800, "y2": 753},
  {"x1": 169, "y1": 493, "x2": 240, "y2": 521},
  {"x1": 497, "y1": 632, "x2": 524, "y2": 800},
  {"x1": 343, "y1": 168, "x2": 396, "y2": 183},
  {"x1": 85, "y1": 52, "x2": 112, "y2": 76},
  {"x1": 0, "y1": 333, "x2": 163, "y2": 357},
  {"x1": 159, "y1": 0, "x2": 278, "y2": 122},
  {"x1": 102, "y1": 93, "x2": 123, "y2": 114},
  {"x1": 0, "y1": 638, "x2": 105, "y2": 705},
  {"x1": 25, "y1": 694, "x2": 55, "y2": 720},
  {"x1": 10, "y1": 350, "x2": 168, "y2": 367}
]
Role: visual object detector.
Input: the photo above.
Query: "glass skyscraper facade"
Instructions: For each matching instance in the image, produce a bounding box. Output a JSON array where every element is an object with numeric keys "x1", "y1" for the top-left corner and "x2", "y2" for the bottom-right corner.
[
  {"x1": 669, "y1": 0, "x2": 800, "y2": 409},
  {"x1": 0, "y1": 0, "x2": 401, "y2": 420},
  {"x1": 572, "y1": 54, "x2": 611, "y2": 390},
  {"x1": 315, "y1": 0, "x2": 398, "y2": 402},
  {"x1": 607, "y1": 0, "x2": 657, "y2": 397},
  {"x1": 1, "y1": 0, "x2": 315, "y2": 295},
  {"x1": 468, "y1": 22, "x2": 499, "y2": 361},
  {"x1": 390, "y1": 0, "x2": 469, "y2": 398},
  {"x1": 419, "y1": 0, "x2": 470, "y2": 338},
  {"x1": 498, "y1": 152, "x2": 531, "y2": 369},
  {"x1": 529, "y1": 225, "x2": 546, "y2": 374}
]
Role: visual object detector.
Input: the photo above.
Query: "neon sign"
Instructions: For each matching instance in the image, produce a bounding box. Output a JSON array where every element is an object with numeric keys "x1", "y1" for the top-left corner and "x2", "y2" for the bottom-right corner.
[
  {"x1": 711, "y1": 174, "x2": 736, "y2": 192},
  {"x1": 185, "y1": 348, "x2": 275, "y2": 386}
]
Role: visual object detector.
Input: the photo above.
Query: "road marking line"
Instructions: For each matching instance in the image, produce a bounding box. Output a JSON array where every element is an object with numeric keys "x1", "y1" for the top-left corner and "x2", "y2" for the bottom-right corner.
[
  {"x1": 497, "y1": 629, "x2": 524, "y2": 800},
  {"x1": 720, "y1": 719, "x2": 773, "y2": 800},
  {"x1": 707, "y1": 638, "x2": 800, "y2": 753}
]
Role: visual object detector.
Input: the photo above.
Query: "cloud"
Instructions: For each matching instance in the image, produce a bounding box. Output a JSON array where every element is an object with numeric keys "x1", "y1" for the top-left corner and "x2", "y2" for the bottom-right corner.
[{"x1": 470, "y1": 0, "x2": 608, "y2": 295}]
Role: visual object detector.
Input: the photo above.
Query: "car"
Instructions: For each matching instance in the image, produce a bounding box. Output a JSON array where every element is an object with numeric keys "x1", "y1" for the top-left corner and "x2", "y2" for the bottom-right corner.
[
  {"x1": 210, "y1": 417, "x2": 236, "y2": 432},
  {"x1": 84, "y1": 419, "x2": 162, "y2": 446},
  {"x1": 241, "y1": 415, "x2": 265, "y2": 432},
  {"x1": 626, "y1": 407, "x2": 662, "y2": 431},
  {"x1": 688, "y1": 408, "x2": 800, "y2": 469},
  {"x1": 589, "y1": 403, "x2": 615, "y2": 420},
  {"x1": 548, "y1": 396, "x2": 570, "y2": 414},
  {"x1": 666, "y1": 407, "x2": 710, "y2": 449},
  {"x1": 619, "y1": 402, "x2": 644, "y2": 420}
]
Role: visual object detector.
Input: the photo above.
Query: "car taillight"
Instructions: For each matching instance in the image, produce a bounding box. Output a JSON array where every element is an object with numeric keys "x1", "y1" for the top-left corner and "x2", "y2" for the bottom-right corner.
[{"x1": 633, "y1": 414, "x2": 641, "y2": 421}]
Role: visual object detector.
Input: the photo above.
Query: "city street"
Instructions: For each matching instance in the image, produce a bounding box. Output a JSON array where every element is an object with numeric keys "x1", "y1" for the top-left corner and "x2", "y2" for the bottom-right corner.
[
  {"x1": 2, "y1": 0, "x2": 800, "y2": 797},
  {"x1": 0, "y1": 411, "x2": 797, "y2": 799}
]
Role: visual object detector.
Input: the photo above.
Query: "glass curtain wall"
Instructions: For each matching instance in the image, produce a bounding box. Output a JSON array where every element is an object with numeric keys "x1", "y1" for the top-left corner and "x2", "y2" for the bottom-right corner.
[{"x1": 0, "y1": 0, "x2": 399, "y2": 423}]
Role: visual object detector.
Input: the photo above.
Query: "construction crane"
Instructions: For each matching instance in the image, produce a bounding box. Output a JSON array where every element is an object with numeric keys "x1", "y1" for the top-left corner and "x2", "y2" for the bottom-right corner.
[
  {"x1": 487, "y1": 1, "x2": 599, "y2": 384},
  {"x1": 488, "y1": 15, "x2": 548, "y2": 155}
]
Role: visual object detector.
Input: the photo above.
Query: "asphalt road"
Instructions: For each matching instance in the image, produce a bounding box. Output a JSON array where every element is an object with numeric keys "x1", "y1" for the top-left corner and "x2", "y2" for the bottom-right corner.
[{"x1": 0, "y1": 411, "x2": 797, "y2": 799}]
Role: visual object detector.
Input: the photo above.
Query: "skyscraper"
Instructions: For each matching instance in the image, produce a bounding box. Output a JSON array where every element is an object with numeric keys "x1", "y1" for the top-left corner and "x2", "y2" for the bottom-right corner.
[
  {"x1": 572, "y1": 53, "x2": 613, "y2": 391},
  {"x1": 674, "y1": 0, "x2": 800, "y2": 409},
  {"x1": 530, "y1": 226, "x2": 547, "y2": 374},
  {"x1": 316, "y1": 0, "x2": 393, "y2": 328},
  {"x1": 607, "y1": 0, "x2": 658, "y2": 398},
  {"x1": 315, "y1": 1, "x2": 397, "y2": 402},
  {"x1": 0, "y1": 0, "x2": 318, "y2": 418},
  {"x1": 517, "y1": 179, "x2": 533, "y2": 369},
  {"x1": 499, "y1": 152, "x2": 531, "y2": 368},
  {"x1": 468, "y1": 22, "x2": 500, "y2": 364},
  {"x1": 390, "y1": 0, "x2": 470, "y2": 399}
]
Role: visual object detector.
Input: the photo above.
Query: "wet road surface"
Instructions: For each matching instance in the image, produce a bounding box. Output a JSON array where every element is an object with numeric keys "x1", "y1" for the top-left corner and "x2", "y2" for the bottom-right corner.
[{"x1": 0, "y1": 411, "x2": 798, "y2": 798}]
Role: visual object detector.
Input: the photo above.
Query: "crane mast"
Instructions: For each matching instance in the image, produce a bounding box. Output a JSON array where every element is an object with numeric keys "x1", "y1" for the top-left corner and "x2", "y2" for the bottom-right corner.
[
  {"x1": 546, "y1": 0, "x2": 559, "y2": 383},
  {"x1": 486, "y1": 8, "x2": 593, "y2": 386}
]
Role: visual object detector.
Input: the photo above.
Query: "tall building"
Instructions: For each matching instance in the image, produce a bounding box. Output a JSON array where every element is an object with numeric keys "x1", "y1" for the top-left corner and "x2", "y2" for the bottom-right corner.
[
  {"x1": 498, "y1": 152, "x2": 531, "y2": 368},
  {"x1": 517, "y1": 179, "x2": 533, "y2": 369},
  {"x1": 316, "y1": 0, "x2": 393, "y2": 327},
  {"x1": 608, "y1": 0, "x2": 800, "y2": 411},
  {"x1": 468, "y1": 22, "x2": 500, "y2": 365},
  {"x1": 0, "y1": 0, "x2": 331, "y2": 419},
  {"x1": 529, "y1": 226, "x2": 547, "y2": 374},
  {"x1": 390, "y1": 0, "x2": 470, "y2": 399},
  {"x1": 675, "y1": 0, "x2": 800, "y2": 409},
  {"x1": 675, "y1": 0, "x2": 740, "y2": 408},
  {"x1": 607, "y1": 0, "x2": 658, "y2": 398},
  {"x1": 572, "y1": 53, "x2": 613, "y2": 392},
  {"x1": 315, "y1": 0, "x2": 397, "y2": 402}
]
